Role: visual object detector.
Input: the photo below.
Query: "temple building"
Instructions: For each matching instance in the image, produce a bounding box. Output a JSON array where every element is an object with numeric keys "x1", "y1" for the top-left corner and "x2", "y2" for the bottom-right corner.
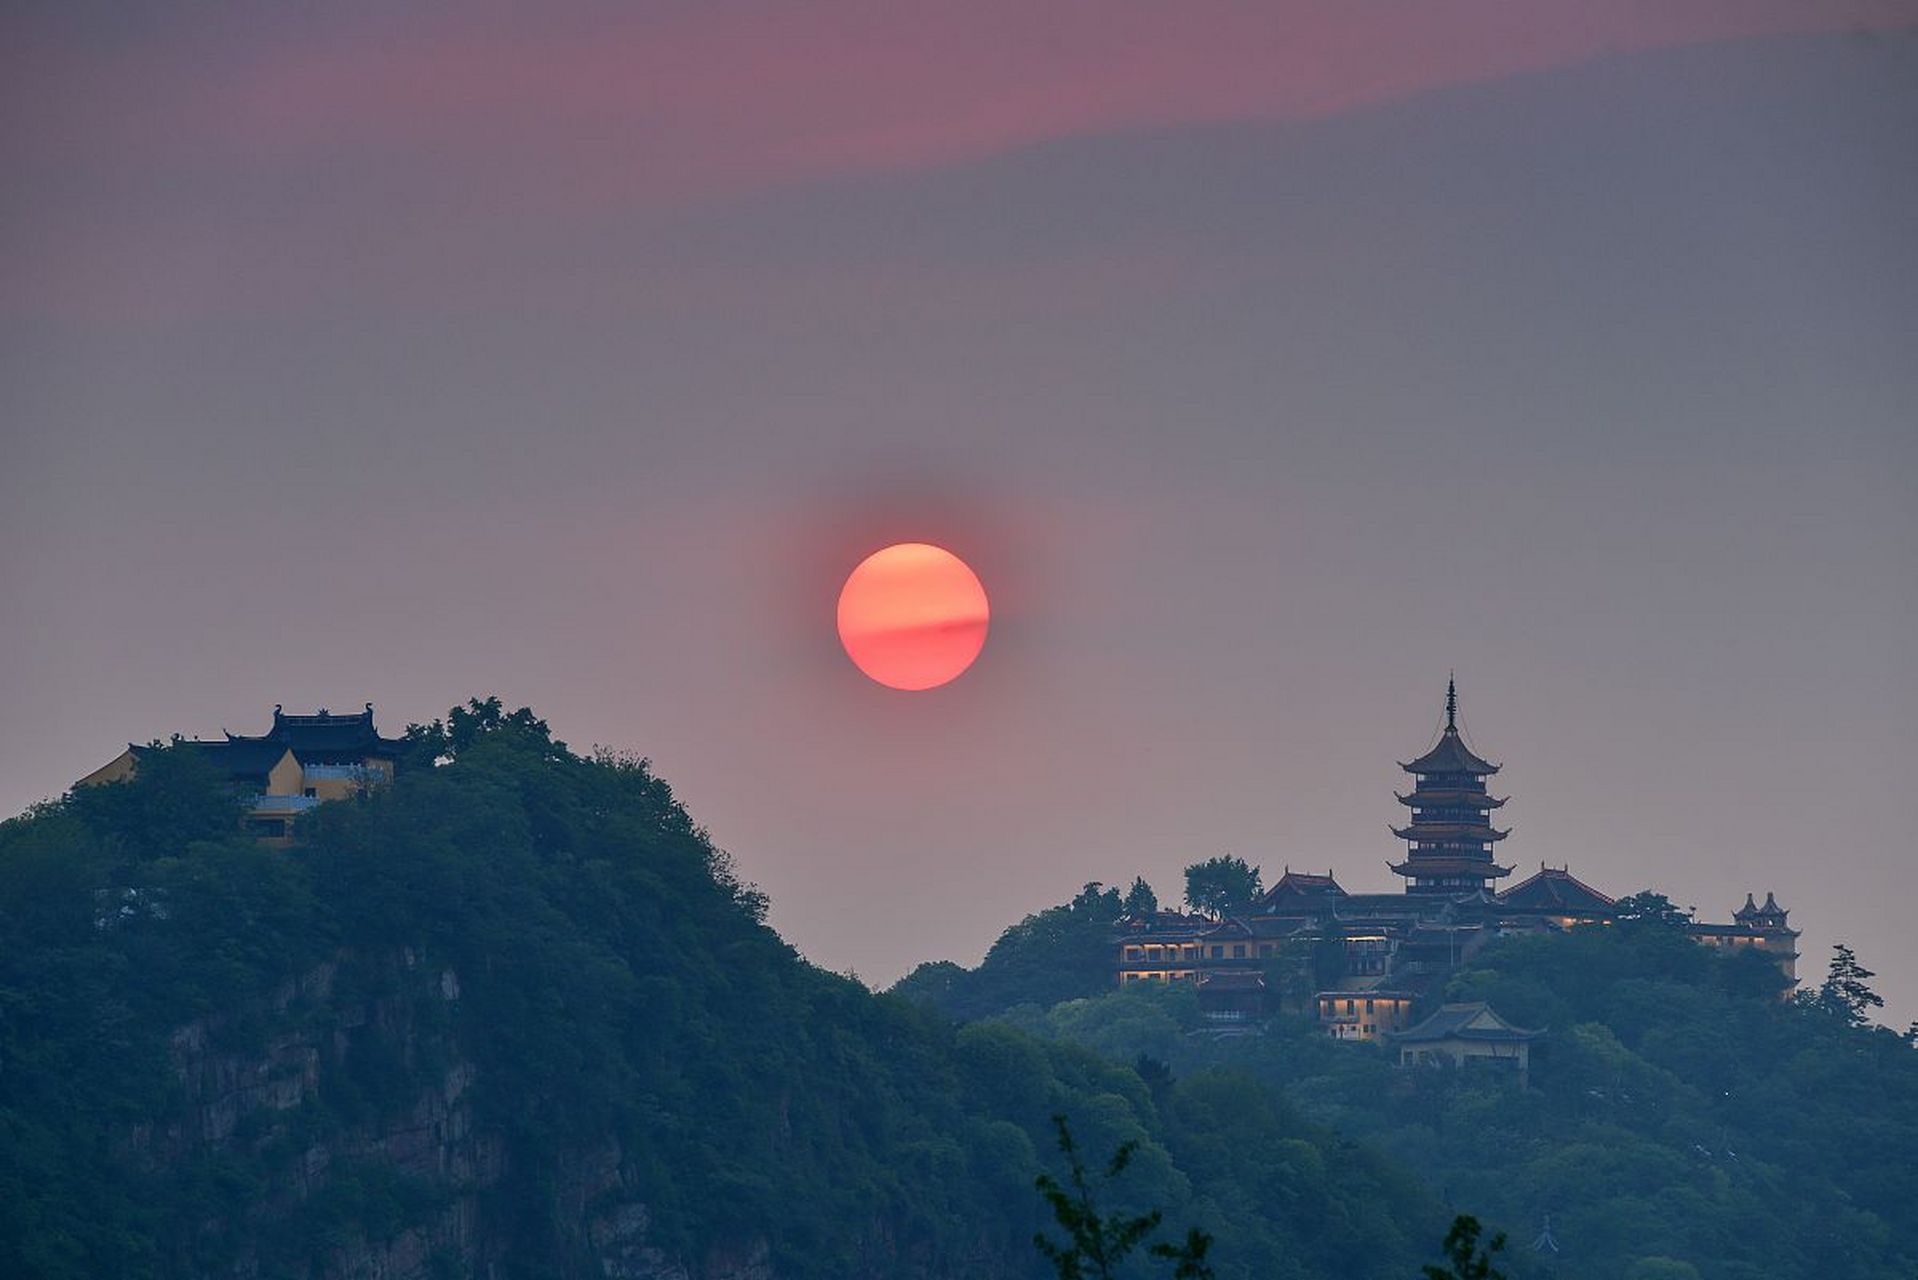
[
  {"x1": 1317, "y1": 990, "x2": 1417, "y2": 1042},
  {"x1": 1390, "y1": 677, "x2": 1512, "y2": 894},
  {"x1": 1691, "y1": 892, "x2": 1800, "y2": 985},
  {"x1": 78, "y1": 705, "x2": 406, "y2": 842},
  {"x1": 1497, "y1": 864, "x2": 1616, "y2": 929},
  {"x1": 1111, "y1": 677, "x2": 1803, "y2": 1057},
  {"x1": 1388, "y1": 1003, "x2": 1542, "y2": 1087}
]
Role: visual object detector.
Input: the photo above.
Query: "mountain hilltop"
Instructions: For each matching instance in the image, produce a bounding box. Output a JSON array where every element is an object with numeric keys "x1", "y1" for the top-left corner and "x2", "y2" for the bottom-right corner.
[{"x1": 0, "y1": 703, "x2": 1437, "y2": 1280}]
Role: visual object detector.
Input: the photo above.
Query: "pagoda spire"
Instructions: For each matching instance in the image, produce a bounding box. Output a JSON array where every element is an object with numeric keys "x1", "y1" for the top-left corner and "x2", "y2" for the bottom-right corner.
[{"x1": 1446, "y1": 672, "x2": 1457, "y2": 732}]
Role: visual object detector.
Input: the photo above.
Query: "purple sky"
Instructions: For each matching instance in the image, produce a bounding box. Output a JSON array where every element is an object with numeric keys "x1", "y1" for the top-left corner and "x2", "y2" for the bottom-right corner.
[{"x1": 4, "y1": 4, "x2": 1916, "y2": 1025}]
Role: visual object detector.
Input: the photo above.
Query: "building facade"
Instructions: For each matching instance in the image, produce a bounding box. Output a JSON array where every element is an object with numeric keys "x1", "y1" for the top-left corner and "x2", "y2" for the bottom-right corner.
[{"x1": 78, "y1": 705, "x2": 406, "y2": 842}]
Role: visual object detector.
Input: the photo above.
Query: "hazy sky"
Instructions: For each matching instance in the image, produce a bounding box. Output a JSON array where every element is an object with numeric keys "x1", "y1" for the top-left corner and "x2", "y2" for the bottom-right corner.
[{"x1": 4, "y1": 4, "x2": 1915, "y2": 1026}]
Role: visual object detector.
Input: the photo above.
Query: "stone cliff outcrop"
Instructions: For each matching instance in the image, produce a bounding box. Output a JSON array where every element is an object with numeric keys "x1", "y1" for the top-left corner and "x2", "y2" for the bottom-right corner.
[{"x1": 132, "y1": 949, "x2": 771, "y2": 1280}]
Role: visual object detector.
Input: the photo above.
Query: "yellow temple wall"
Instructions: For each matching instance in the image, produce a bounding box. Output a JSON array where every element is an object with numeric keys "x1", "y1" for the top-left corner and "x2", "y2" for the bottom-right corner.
[
  {"x1": 76, "y1": 750, "x2": 139, "y2": 788},
  {"x1": 265, "y1": 752, "x2": 304, "y2": 797}
]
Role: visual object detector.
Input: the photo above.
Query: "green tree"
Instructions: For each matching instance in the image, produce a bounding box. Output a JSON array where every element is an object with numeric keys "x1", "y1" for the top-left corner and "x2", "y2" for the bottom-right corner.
[
  {"x1": 1717, "y1": 944, "x2": 1791, "y2": 1002},
  {"x1": 893, "y1": 882, "x2": 1124, "y2": 1019},
  {"x1": 401, "y1": 696, "x2": 569, "y2": 767},
  {"x1": 64, "y1": 739, "x2": 248, "y2": 860},
  {"x1": 1818, "y1": 942, "x2": 1883, "y2": 1026},
  {"x1": 1123, "y1": 876, "x2": 1159, "y2": 918},
  {"x1": 1312, "y1": 929, "x2": 1348, "y2": 990},
  {"x1": 1611, "y1": 891, "x2": 1693, "y2": 931},
  {"x1": 1033, "y1": 1115, "x2": 1214, "y2": 1280},
  {"x1": 1421, "y1": 1215, "x2": 1506, "y2": 1280},
  {"x1": 1182, "y1": 856, "x2": 1261, "y2": 919}
]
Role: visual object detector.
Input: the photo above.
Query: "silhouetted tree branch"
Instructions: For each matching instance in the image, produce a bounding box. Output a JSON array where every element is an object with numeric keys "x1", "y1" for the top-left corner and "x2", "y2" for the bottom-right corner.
[{"x1": 1034, "y1": 1115, "x2": 1214, "y2": 1280}]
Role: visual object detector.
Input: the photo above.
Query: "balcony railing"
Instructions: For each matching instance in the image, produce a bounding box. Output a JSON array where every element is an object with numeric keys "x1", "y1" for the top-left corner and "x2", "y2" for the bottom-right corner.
[{"x1": 249, "y1": 795, "x2": 322, "y2": 814}]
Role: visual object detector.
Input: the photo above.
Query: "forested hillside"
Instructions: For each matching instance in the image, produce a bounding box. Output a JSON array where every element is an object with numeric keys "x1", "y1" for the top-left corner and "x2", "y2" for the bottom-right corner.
[
  {"x1": 0, "y1": 703, "x2": 1442, "y2": 1280},
  {"x1": 914, "y1": 890, "x2": 1918, "y2": 1279}
]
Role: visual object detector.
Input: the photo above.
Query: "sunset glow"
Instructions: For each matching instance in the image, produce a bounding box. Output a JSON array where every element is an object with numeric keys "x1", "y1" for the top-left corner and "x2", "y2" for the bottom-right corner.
[{"x1": 836, "y1": 543, "x2": 990, "y2": 691}]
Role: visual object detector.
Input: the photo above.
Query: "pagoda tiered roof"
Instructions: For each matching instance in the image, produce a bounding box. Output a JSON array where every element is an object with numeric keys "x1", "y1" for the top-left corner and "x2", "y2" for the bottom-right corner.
[
  {"x1": 1389, "y1": 679, "x2": 1516, "y2": 893},
  {"x1": 1399, "y1": 677, "x2": 1499, "y2": 775},
  {"x1": 1388, "y1": 857, "x2": 1514, "y2": 880},
  {"x1": 1399, "y1": 732, "x2": 1500, "y2": 777},
  {"x1": 1391, "y1": 822, "x2": 1509, "y2": 844},
  {"x1": 1396, "y1": 790, "x2": 1505, "y2": 809}
]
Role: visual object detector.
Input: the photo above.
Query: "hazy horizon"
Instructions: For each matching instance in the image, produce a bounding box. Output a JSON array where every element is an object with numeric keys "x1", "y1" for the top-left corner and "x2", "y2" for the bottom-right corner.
[{"x1": 5, "y1": 7, "x2": 1915, "y2": 1028}]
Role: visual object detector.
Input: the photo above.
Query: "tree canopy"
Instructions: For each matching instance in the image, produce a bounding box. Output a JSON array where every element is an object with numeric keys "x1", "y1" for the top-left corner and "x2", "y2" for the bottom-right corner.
[
  {"x1": 1121, "y1": 877, "x2": 1159, "y2": 919},
  {"x1": 1814, "y1": 941, "x2": 1885, "y2": 1026},
  {"x1": 1181, "y1": 857, "x2": 1262, "y2": 919},
  {"x1": 988, "y1": 911, "x2": 1918, "y2": 1280}
]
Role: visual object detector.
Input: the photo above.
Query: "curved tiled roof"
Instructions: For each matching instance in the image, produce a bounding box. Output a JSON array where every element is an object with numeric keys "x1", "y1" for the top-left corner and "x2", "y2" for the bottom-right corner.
[
  {"x1": 1388, "y1": 856, "x2": 1514, "y2": 879},
  {"x1": 131, "y1": 739, "x2": 289, "y2": 782},
  {"x1": 1396, "y1": 789, "x2": 1506, "y2": 809},
  {"x1": 1497, "y1": 865, "x2": 1615, "y2": 912},
  {"x1": 1392, "y1": 822, "x2": 1510, "y2": 843},
  {"x1": 1400, "y1": 727, "x2": 1500, "y2": 777},
  {"x1": 1389, "y1": 1002, "x2": 1541, "y2": 1044},
  {"x1": 222, "y1": 704, "x2": 407, "y2": 762}
]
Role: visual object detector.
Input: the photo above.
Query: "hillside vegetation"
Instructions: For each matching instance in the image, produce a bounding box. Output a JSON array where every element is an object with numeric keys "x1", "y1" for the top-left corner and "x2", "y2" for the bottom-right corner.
[
  {"x1": 913, "y1": 890, "x2": 1918, "y2": 1280},
  {"x1": 0, "y1": 703, "x2": 1441, "y2": 1279}
]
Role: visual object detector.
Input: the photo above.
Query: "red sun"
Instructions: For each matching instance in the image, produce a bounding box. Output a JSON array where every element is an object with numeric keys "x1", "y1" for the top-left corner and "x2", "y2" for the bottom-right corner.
[{"x1": 836, "y1": 543, "x2": 990, "y2": 690}]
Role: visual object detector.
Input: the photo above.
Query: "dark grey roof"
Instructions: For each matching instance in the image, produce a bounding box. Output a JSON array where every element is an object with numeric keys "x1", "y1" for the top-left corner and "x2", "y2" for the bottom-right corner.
[
  {"x1": 1397, "y1": 788, "x2": 1506, "y2": 809},
  {"x1": 1390, "y1": 1002, "x2": 1541, "y2": 1044},
  {"x1": 1689, "y1": 921, "x2": 1799, "y2": 940},
  {"x1": 1498, "y1": 866, "x2": 1615, "y2": 912},
  {"x1": 132, "y1": 739, "x2": 288, "y2": 782},
  {"x1": 1198, "y1": 970, "x2": 1266, "y2": 992},
  {"x1": 1400, "y1": 727, "x2": 1500, "y2": 776},
  {"x1": 223, "y1": 704, "x2": 406, "y2": 760}
]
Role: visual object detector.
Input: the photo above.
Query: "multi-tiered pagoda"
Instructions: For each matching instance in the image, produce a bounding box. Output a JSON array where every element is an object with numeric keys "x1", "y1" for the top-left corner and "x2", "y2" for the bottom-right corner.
[{"x1": 1390, "y1": 677, "x2": 1512, "y2": 894}]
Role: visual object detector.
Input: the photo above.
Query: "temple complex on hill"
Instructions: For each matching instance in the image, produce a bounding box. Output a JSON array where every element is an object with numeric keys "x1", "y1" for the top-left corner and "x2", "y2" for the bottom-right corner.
[
  {"x1": 1113, "y1": 678, "x2": 1800, "y2": 1072},
  {"x1": 78, "y1": 705, "x2": 406, "y2": 843}
]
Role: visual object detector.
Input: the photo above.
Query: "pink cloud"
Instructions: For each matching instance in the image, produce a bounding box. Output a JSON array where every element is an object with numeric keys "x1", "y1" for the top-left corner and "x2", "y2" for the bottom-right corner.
[
  {"x1": 6, "y1": 0, "x2": 1915, "y2": 321},
  {"x1": 39, "y1": 2, "x2": 1913, "y2": 189}
]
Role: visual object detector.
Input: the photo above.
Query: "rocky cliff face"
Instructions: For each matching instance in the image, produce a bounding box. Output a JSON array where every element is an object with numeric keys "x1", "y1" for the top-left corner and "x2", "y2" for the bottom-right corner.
[{"x1": 129, "y1": 949, "x2": 771, "y2": 1280}]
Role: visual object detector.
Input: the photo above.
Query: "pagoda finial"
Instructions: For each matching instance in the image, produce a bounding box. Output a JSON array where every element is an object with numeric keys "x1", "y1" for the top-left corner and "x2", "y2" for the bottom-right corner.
[{"x1": 1445, "y1": 673, "x2": 1458, "y2": 732}]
